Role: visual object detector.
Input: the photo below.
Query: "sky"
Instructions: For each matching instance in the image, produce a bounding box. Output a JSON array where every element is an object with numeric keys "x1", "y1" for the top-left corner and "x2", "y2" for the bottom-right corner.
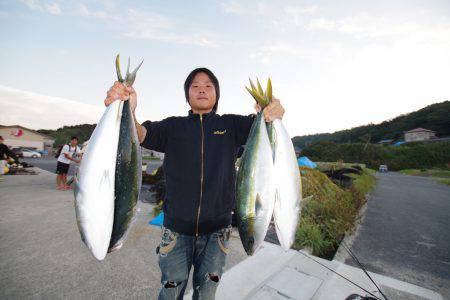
[{"x1": 1, "y1": 0, "x2": 450, "y2": 137}]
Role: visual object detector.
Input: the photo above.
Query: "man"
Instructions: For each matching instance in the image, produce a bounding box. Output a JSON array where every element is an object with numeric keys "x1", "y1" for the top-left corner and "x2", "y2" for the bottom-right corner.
[
  {"x1": 0, "y1": 136, "x2": 18, "y2": 162},
  {"x1": 105, "y1": 68, "x2": 284, "y2": 299},
  {"x1": 56, "y1": 136, "x2": 81, "y2": 190}
]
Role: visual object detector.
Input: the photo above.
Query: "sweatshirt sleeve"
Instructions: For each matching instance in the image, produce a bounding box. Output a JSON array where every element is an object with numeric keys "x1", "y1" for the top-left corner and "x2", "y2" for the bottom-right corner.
[
  {"x1": 140, "y1": 118, "x2": 171, "y2": 153},
  {"x1": 231, "y1": 114, "x2": 256, "y2": 147}
]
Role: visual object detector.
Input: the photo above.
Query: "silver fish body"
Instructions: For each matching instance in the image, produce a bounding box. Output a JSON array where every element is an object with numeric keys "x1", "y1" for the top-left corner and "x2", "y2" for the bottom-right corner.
[
  {"x1": 272, "y1": 119, "x2": 302, "y2": 251},
  {"x1": 236, "y1": 112, "x2": 275, "y2": 255},
  {"x1": 74, "y1": 101, "x2": 123, "y2": 260}
]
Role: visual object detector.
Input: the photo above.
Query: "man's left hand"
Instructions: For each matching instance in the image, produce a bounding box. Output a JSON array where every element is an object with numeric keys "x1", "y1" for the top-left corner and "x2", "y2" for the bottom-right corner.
[{"x1": 255, "y1": 97, "x2": 285, "y2": 122}]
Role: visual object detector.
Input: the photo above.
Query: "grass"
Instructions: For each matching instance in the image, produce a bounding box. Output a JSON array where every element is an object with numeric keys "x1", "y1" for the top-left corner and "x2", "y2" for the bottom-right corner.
[
  {"x1": 292, "y1": 166, "x2": 376, "y2": 259},
  {"x1": 438, "y1": 179, "x2": 450, "y2": 186},
  {"x1": 399, "y1": 169, "x2": 450, "y2": 178},
  {"x1": 142, "y1": 156, "x2": 162, "y2": 161},
  {"x1": 316, "y1": 161, "x2": 366, "y2": 172}
]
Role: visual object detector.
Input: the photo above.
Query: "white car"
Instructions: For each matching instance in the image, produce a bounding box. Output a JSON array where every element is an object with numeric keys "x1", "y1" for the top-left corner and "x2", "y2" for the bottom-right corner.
[
  {"x1": 22, "y1": 149, "x2": 42, "y2": 158},
  {"x1": 379, "y1": 165, "x2": 388, "y2": 173}
]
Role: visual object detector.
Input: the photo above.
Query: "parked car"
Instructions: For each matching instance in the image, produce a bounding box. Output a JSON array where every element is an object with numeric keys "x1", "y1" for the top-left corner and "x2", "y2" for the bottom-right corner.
[
  {"x1": 379, "y1": 165, "x2": 388, "y2": 173},
  {"x1": 37, "y1": 149, "x2": 49, "y2": 156},
  {"x1": 22, "y1": 149, "x2": 42, "y2": 158}
]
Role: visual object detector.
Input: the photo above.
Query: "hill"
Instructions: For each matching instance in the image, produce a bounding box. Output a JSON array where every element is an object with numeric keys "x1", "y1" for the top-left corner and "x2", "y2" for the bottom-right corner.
[
  {"x1": 38, "y1": 124, "x2": 96, "y2": 146},
  {"x1": 292, "y1": 101, "x2": 450, "y2": 148}
]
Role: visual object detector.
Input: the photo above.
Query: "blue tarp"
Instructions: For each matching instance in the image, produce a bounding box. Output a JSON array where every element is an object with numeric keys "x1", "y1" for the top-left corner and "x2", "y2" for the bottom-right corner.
[
  {"x1": 149, "y1": 212, "x2": 164, "y2": 226},
  {"x1": 298, "y1": 156, "x2": 317, "y2": 168},
  {"x1": 393, "y1": 141, "x2": 406, "y2": 146}
]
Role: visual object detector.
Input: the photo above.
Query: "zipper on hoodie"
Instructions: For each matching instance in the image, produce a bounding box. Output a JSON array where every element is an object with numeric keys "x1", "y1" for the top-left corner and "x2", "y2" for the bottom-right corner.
[{"x1": 195, "y1": 114, "x2": 205, "y2": 236}]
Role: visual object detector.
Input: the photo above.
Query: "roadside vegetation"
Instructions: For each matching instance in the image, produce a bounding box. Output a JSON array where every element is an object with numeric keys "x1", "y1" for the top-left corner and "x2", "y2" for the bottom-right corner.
[
  {"x1": 302, "y1": 140, "x2": 450, "y2": 171},
  {"x1": 439, "y1": 179, "x2": 450, "y2": 186},
  {"x1": 142, "y1": 155, "x2": 161, "y2": 161},
  {"x1": 293, "y1": 166, "x2": 376, "y2": 259},
  {"x1": 398, "y1": 169, "x2": 450, "y2": 178}
]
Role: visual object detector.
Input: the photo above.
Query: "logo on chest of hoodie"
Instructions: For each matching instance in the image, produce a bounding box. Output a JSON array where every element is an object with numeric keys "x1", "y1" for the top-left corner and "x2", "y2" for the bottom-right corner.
[{"x1": 213, "y1": 129, "x2": 227, "y2": 135}]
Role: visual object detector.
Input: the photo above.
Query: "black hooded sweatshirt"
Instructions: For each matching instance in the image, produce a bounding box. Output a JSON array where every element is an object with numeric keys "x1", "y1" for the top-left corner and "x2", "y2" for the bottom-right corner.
[{"x1": 141, "y1": 110, "x2": 254, "y2": 236}]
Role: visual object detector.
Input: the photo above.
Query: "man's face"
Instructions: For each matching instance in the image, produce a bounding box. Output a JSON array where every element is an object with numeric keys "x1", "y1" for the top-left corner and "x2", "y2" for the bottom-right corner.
[
  {"x1": 188, "y1": 72, "x2": 216, "y2": 114},
  {"x1": 70, "y1": 139, "x2": 78, "y2": 147}
]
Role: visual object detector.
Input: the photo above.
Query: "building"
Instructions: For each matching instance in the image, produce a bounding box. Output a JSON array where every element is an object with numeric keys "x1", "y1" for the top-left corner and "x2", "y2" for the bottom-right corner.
[
  {"x1": 404, "y1": 128, "x2": 436, "y2": 142},
  {"x1": 0, "y1": 125, "x2": 54, "y2": 153}
]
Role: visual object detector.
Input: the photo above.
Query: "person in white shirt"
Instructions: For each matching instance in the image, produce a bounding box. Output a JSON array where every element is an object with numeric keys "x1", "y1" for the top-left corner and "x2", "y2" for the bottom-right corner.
[{"x1": 56, "y1": 136, "x2": 81, "y2": 190}]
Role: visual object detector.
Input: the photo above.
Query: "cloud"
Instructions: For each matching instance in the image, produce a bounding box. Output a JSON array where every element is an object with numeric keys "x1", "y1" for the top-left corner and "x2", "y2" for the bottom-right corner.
[
  {"x1": 307, "y1": 12, "x2": 450, "y2": 44},
  {"x1": 77, "y1": 4, "x2": 219, "y2": 47},
  {"x1": 77, "y1": 3, "x2": 119, "y2": 21},
  {"x1": 22, "y1": 0, "x2": 42, "y2": 11},
  {"x1": 221, "y1": 1, "x2": 245, "y2": 15},
  {"x1": 0, "y1": 85, "x2": 103, "y2": 130},
  {"x1": 308, "y1": 17, "x2": 335, "y2": 31},
  {"x1": 22, "y1": 0, "x2": 61, "y2": 15},
  {"x1": 250, "y1": 42, "x2": 311, "y2": 64},
  {"x1": 45, "y1": 3, "x2": 61, "y2": 15}
]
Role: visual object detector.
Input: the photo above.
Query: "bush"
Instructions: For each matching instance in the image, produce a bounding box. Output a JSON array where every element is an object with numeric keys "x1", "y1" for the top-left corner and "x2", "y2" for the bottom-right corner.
[{"x1": 293, "y1": 167, "x2": 376, "y2": 259}]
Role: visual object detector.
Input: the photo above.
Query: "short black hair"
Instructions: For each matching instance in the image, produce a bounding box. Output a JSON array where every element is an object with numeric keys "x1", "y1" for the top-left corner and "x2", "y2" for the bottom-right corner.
[
  {"x1": 184, "y1": 68, "x2": 220, "y2": 112},
  {"x1": 70, "y1": 136, "x2": 78, "y2": 141}
]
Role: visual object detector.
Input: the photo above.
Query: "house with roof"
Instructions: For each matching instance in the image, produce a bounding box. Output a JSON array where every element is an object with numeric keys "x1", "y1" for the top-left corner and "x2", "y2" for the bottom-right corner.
[
  {"x1": 404, "y1": 127, "x2": 436, "y2": 142},
  {"x1": 0, "y1": 125, "x2": 54, "y2": 153}
]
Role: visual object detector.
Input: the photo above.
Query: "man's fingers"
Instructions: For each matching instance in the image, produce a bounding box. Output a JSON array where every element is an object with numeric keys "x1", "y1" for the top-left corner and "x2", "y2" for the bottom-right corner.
[
  {"x1": 120, "y1": 94, "x2": 130, "y2": 101},
  {"x1": 104, "y1": 97, "x2": 114, "y2": 106},
  {"x1": 106, "y1": 90, "x2": 116, "y2": 98},
  {"x1": 126, "y1": 86, "x2": 135, "y2": 94},
  {"x1": 263, "y1": 108, "x2": 272, "y2": 122},
  {"x1": 262, "y1": 97, "x2": 284, "y2": 122}
]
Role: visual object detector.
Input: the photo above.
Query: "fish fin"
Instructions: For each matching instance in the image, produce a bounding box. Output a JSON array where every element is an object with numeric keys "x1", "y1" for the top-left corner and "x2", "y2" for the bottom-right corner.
[
  {"x1": 274, "y1": 189, "x2": 281, "y2": 211},
  {"x1": 115, "y1": 54, "x2": 124, "y2": 82},
  {"x1": 245, "y1": 86, "x2": 259, "y2": 103},
  {"x1": 126, "y1": 57, "x2": 131, "y2": 79},
  {"x1": 265, "y1": 77, "x2": 272, "y2": 103},
  {"x1": 249, "y1": 78, "x2": 258, "y2": 94},
  {"x1": 108, "y1": 241, "x2": 123, "y2": 253},
  {"x1": 126, "y1": 59, "x2": 144, "y2": 86},
  {"x1": 100, "y1": 170, "x2": 112, "y2": 191},
  {"x1": 294, "y1": 197, "x2": 302, "y2": 214},
  {"x1": 255, "y1": 194, "x2": 263, "y2": 217},
  {"x1": 256, "y1": 78, "x2": 264, "y2": 98}
]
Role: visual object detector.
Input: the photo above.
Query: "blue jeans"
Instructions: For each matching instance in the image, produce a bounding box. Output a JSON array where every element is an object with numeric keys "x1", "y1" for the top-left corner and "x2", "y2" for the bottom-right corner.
[{"x1": 157, "y1": 226, "x2": 232, "y2": 300}]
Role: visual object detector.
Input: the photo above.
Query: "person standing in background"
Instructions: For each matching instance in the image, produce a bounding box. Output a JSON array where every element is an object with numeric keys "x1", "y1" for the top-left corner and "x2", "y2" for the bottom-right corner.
[{"x1": 56, "y1": 136, "x2": 81, "y2": 190}]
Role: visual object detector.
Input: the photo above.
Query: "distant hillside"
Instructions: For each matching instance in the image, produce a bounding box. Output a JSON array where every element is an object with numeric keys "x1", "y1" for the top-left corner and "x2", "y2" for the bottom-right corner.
[
  {"x1": 293, "y1": 101, "x2": 450, "y2": 148},
  {"x1": 38, "y1": 124, "x2": 96, "y2": 146}
]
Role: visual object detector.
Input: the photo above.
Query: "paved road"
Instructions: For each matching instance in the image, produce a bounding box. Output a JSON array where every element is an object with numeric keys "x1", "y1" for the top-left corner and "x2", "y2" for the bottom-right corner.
[
  {"x1": 343, "y1": 172, "x2": 450, "y2": 298},
  {"x1": 0, "y1": 169, "x2": 247, "y2": 299},
  {"x1": 22, "y1": 157, "x2": 162, "y2": 177}
]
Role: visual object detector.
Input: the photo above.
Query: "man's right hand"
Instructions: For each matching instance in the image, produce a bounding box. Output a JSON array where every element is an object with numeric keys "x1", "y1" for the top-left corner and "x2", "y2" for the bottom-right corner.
[{"x1": 104, "y1": 81, "x2": 137, "y2": 113}]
